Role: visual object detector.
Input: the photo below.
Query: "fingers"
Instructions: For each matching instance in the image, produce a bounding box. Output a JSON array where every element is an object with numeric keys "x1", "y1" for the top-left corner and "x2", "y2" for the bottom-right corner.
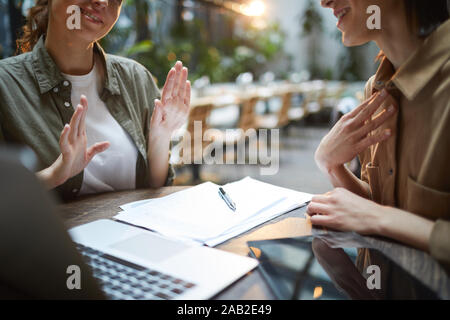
[
  {"x1": 345, "y1": 92, "x2": 377, "y2": 119},
  {"x1": 79, "y1": 95, "x2": 88, "y2": 135},
  {"x1": 356, "y1": 128, "x2": 391, "y2": 152},
  {"x1": 310, "y1": 214, "x2": 333, "y2": 226},
  {"x1": 310, "y1": 194, "x2": 329, "y2": 204},
  {"x1": 171, "y1": 62, "x2": 184, "y2": 99},
  {"x1": 69, "y1": 105, "x2": 84, "y2": 142},
  {"x1": 184, "y1": 80, "x2": 191, "y2": 106},
  {"x1": 72, "y1": 106, "x2": 82, "y2": 139},
  {"x1": 154, "y1": 99, "x2": 163, "y2": 110},
  {"x1": 345, "y1": 89, "x2": 384, "y2": 119},
  {"x1": 174, "y1": 60, "x2": 183, "y2": 73},
  {"x1": 306, "y1": 201, "x2": 330, "y2": 215},
  {"x1": 308, "y1": 192, "x2": 337, "y2": 228},
  {"x1": 59, "y1": 124, "x2": 71, "y2": 155},
  {"x1": 353, "y1": 89, "x2": 388, "y2": 124},
  {"x1": 163, "y1": 61, "x2": 184, "y2": 103},
  {"x1": 161, "y1": 61, "x2": 190, "y2": 107},
  {"x1": 176, "y1": 67, "x2": 188, "y2": 101},
  {"x1": 152, "y1": 99, "x2": 164, "y2": 124},
  {"x1": 354, "y1": 104, "x2": 396, "y2": 139},
  {"x1": 80, "y1": 94, "x2": 88, "y2": 108},
  {"x1": 86, "y1": 141, "x2": 110, "y2": 164},
  {"x1": 162, "y1": 68, "x2": 176, "y2": 104}
]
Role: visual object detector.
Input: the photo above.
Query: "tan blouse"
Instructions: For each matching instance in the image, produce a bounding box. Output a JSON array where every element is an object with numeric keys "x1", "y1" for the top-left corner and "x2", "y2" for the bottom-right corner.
[{"x1": 359, "y1": 19, "x2": 450, "y2": 269}]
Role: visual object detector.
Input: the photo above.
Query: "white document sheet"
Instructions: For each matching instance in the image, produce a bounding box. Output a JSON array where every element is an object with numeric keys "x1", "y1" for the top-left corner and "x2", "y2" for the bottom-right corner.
[
  {"x1": 115, "y1": 177, "x2": 312, "y2": 246},
  {"x1": 119, "y1": 199, "x2": 154, "y2": 211}
]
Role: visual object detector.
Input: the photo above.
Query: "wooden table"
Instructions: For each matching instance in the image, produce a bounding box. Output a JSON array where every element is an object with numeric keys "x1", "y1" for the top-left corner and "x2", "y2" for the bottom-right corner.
[{"x1": 60, "y1": 187, "x2": 312, "y2": 299}]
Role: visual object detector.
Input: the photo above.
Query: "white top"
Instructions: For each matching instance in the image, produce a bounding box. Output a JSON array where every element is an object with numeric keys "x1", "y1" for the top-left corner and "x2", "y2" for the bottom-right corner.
[{"x1": 62, "y1": 62, "x2": 138, "y2": 195}]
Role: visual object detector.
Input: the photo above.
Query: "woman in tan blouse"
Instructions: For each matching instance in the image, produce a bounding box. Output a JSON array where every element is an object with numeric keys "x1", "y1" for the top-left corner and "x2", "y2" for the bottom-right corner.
[{"x1": 308, "y1": 0, "x2": 450, "y2": 271}]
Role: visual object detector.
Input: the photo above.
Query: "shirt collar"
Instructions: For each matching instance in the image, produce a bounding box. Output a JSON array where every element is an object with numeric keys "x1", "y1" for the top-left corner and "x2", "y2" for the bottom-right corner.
[
  {"x1": 393, "y1": 19, "x2": 450, "y2": 101},
  {"x1": 371, "y1": 56, "x2": 396, "y2": 93},
  {"x1": 370, "y1": 19, "x2": 450, "y2": 101},
  {"x1": 31, "y1": 35, "x2": 120, "y2": 95}
]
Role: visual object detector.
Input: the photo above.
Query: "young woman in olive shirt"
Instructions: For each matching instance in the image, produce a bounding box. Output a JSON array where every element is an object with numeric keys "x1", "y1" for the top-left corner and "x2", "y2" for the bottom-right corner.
[{"x1": 0, "y1": 0, "x2": 191, "y2": 198}]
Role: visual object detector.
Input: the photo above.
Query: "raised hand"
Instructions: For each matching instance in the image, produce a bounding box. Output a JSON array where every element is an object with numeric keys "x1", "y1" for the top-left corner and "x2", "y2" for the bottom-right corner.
[
  {"x1": 150, "y1": 61, "x2": 191, "y2": 136},
  {"x1": 314, "y1": 89, "x2": 396, "y2": 174},
  {"x1": 38, "y1": 95, "x2": 110, "y2": 189}
]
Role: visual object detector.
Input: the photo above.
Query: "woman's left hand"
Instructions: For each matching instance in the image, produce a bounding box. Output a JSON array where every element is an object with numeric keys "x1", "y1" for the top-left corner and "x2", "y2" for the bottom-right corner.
[
  {"x1": 306, "y1": 188, "x2": 386, "y2": 235},
  {"x1": 150, "y1": 61, "x2": 191, "y2": 137}
]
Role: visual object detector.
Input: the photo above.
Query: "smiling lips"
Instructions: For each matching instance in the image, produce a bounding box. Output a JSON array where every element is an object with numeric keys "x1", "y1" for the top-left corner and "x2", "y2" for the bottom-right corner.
[
  {"x1": 80, "y1": 8, "x2": 103, "y2": 24},
  {"x1": 334, "y1": 7, "x2": 350, "y2": 27}
]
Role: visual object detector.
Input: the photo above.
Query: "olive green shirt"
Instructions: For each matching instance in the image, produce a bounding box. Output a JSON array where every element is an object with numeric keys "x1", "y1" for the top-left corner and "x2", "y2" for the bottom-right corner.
[
  {"x1": 0, "y1": 36, "x2": 174, "y2": 201},
  {"x1": 358, "y1": 20, "x2": 450, "y2": 271}
]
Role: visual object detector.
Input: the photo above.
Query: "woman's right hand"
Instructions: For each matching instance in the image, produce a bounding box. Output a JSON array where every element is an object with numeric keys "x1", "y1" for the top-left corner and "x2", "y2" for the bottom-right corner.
[
  {"x1": 37, "y1": 95, "x2": 110, "y2": 189},
  {"x1": 314, "y1": 89, "x2": 396, "y2": 174}
]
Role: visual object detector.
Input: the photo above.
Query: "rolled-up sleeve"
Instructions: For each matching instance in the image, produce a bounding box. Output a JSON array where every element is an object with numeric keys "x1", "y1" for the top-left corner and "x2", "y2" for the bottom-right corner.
[{"x1": 429, "y1": 220, "x2": 450, "y2": 270}]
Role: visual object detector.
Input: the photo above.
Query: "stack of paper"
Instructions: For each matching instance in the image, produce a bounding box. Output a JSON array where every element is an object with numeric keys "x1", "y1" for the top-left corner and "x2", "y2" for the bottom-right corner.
[{"x1": 114, "y1": 177, "x2": 312, "y2": 246}]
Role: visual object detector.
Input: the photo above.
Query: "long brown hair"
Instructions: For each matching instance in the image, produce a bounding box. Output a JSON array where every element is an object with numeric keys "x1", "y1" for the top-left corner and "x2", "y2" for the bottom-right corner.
[
  {"x1": 16, "y1": 0, "x2": 49, "y2": 54},
  {"x1": 404, "y1": 0, "x2": 449, "y2": 38}
]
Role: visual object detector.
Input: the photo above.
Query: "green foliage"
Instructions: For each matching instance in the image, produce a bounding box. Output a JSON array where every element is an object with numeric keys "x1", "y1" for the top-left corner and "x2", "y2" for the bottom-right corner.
[
  {"x1": 101, "y1": 4, "x2": 286, "y2": 85},
  {"x1": 132, "y1": 19, "x2": 285, "y2": 85},
  {"x1": 215, "y1": 22, "x2": 286, "y2": 82},
  {"x1": 299, "y1": 0, "x2": 326, "y2": 79},
  {"x1": 121, "y1": 40, "x2": 154, "y2": 56},
  {"x1": 300, "y1": 0, "x2": 323, "y2": 36}
]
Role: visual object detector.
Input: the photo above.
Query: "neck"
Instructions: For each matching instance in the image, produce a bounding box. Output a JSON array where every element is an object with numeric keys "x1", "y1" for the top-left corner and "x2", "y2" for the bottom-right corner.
[
  {"x1": 374, "y1": 12, "x2": 423, "y2": 70},
  {"x1": 45, "y1": 24, "x2": 95, "y2": 75}
]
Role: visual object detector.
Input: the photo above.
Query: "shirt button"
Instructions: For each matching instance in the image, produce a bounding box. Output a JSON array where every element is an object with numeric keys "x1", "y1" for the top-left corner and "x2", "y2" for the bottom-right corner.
[
  {"x1": 64, "y1": 102, "x2": 71, "y2": 107},
  {"x1": 388, "y1": 169, "x2": 394, "y2": 175},
  {"x1": 63, "y1": 80, "x2": 70, "y2": 87},
  {"x1": 53, "y1": 87, "x2": 59, "y2": 93}
]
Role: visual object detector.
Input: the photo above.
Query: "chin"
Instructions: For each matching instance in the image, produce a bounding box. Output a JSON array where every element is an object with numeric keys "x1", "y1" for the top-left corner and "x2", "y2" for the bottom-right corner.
[
  {"x1": 76, "y1": 28, "x2": 106, "y2": 43},
  {"x1": 341, "y1": 32, "x2": 370, "y2": 47},
  {"x1": 342, "y1": 36, "x2": 358, "y2": 47}
]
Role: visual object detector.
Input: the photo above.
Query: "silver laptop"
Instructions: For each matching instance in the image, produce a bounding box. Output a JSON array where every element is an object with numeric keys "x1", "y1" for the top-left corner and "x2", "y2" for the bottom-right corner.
[
  {"x1": 0, "y1": 147, "x2": 257, "y2": 300},
  {"x1": 69, "y1": 219, "x2": 258, "y2": 300}
]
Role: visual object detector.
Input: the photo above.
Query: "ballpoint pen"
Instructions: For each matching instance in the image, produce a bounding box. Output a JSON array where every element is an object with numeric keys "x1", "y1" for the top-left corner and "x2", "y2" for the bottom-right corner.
[{"x1": 218, "y1": 187, "x2": 236, "y2": 212}]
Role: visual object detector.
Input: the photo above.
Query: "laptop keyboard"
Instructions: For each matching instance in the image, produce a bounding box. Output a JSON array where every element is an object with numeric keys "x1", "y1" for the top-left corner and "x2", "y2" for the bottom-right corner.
[{"x1": 76, "y1": 243, "x2": 196, "y2": 300}]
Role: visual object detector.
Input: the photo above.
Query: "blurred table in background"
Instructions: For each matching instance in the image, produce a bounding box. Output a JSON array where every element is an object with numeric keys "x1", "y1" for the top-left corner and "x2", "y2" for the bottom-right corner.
[{"x1": 170, "y1": 80, "x2": 361, "y2": 184}]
